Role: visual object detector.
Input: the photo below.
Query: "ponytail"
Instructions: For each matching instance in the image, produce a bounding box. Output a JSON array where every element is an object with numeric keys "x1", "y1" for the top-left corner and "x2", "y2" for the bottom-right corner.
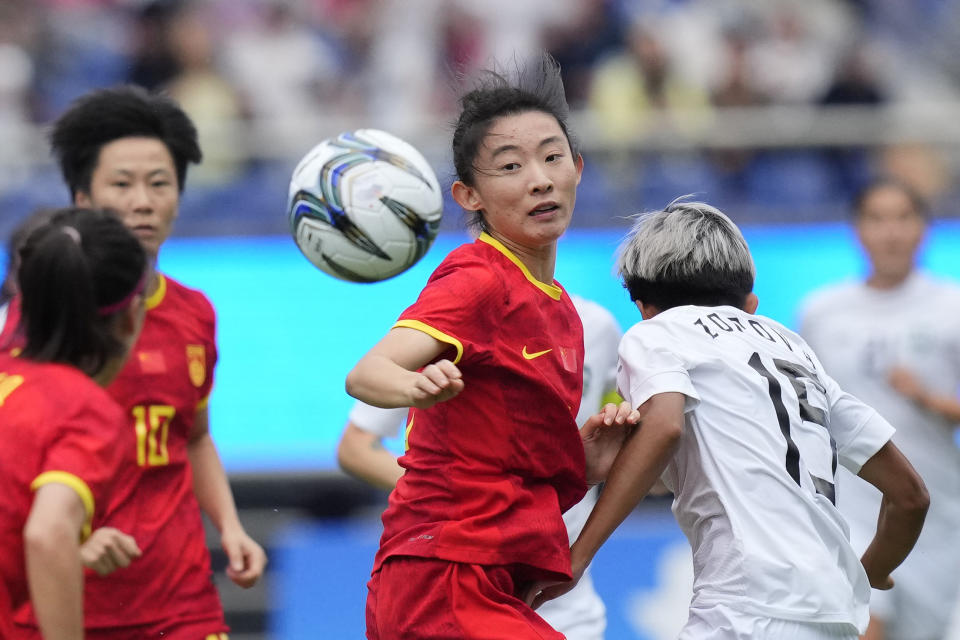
[{"x1": 18, "y1": 208, "x2": 146, "y2": 375}]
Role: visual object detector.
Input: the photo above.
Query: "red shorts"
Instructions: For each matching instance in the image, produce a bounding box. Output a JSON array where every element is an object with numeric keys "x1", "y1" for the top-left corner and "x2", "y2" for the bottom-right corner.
[
  {"x1": 13, "y1": 619, "x2": 228, "y2": 640},
  {"x1": 366, "y1": 556, "x2": 565, "y2": 640}
]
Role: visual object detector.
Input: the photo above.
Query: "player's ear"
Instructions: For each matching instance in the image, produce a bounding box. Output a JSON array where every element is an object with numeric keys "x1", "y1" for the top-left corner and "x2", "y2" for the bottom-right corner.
[
  {"x1": 574, "y1": 153, "x2": 584, "y2": 185},
  {"x1": 451, "y1": 180, "x2": 482, "y2": 213},
  {"x1": 635, "y1": 300, "x2": 661, "y2": 320},
  {"x1": 75, "y1": 191, "x2": 93, "y2": 208},
  {"x1": 744, "y1": 293, "x2": 759, "y2": 314}
]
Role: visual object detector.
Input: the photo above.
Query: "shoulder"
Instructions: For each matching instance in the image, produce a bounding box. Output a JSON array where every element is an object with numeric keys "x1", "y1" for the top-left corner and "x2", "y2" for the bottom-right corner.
[
  {"x1": 798, "y1": 281, "x2": 860, "y2": 320},
  {"x1": 423, "y1": 243, "x2": 504, "y2": 298},
  {"x1": 156, "y1": 274, "x2": 216, "y2": 330}
]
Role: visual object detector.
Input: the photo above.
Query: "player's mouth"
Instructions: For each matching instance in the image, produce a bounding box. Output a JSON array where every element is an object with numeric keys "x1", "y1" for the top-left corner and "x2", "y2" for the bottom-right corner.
[
  {"x1": 132, "y1": 225, "x2": 157, "y2": 239},
  {"x1": 529, "y1": 201, "x2": 560, "y2": 217}
]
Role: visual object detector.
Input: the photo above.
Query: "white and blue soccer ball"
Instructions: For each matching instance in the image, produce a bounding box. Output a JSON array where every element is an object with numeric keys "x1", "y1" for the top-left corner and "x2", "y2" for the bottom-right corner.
[{"x1": 287, "y1": 129, "x2": 443, "y2": 283}]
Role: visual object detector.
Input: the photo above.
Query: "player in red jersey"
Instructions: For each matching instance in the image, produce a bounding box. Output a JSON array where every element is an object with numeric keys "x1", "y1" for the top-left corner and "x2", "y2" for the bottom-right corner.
[
  {"x1": 0, "y1": 208, "x2": 147, "y2": 640},
  {"x1": 12, "y1": 86, "x2": 266, "y2": 640},
  {"x1": 346, "y1": 53, "x2": 636, "y2": 640}
]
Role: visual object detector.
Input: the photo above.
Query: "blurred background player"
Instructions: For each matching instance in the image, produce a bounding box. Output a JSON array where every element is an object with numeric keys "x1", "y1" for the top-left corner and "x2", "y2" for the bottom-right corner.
[
  {"x1": 0, "y1": 209, "x2": 56, "y2": 337},
  {"x1": 0, "y1": 208, "x2": 146, "y2": 640},
  {"x1": 8, "y1": 86, "x2": 266, "y2": 640},
  {"x1": 799, "y1": 178, "x2": 960, "y2": 640},
  {"x1": 338, "y1": 292, "x2": 622, "y2": 639},
  {"x1": 534, "y1": 200, "x2": 930, "y2": 639}
]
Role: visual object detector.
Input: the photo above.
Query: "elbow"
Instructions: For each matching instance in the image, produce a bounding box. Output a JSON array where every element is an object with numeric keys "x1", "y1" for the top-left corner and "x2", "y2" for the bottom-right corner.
[
  {"x1": 662, "y1": 419, "x2": 684, "y2": 448},
  {"x1": 907, "y1": 481, "x2": 931, "y2": 519},
  {"x1": 895, "y1": 476, "x2": 931, "y2": 522},
  {"x1": 344, "y1": 368, "x2": 361, "y2": 401},
  {"x1": 24, "y1": 519, "x2": 75, "y2": 559}
]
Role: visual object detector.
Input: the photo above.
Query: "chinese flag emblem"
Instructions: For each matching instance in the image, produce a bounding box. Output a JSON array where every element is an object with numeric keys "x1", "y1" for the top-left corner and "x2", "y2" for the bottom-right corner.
[{"x1": 186, "y1": 344, "x2": 206, "y2": 387}]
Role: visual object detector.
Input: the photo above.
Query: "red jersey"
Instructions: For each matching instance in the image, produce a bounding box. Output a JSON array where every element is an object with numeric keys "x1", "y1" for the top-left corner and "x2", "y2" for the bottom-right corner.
[
  {"x1": 15, "y1": 274, "x2": 225, "y2": 631},
  {"x1": 0, "y1": 355, "x2": 128, "y2": 638},
  {"x1": 374, "y1": 233, "x2": 586, "y2": 582}
]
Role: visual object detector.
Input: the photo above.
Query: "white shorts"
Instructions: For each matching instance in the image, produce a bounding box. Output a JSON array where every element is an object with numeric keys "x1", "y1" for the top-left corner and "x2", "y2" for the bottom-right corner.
[{"x1": 679, "y1": 603, "x2": 859, "y2": 640}]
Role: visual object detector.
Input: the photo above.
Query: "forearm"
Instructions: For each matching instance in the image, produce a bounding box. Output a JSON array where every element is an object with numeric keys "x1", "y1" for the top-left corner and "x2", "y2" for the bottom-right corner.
[
  {"x1": 337, "y1": 427, "x2": 403, "y2": 490},
  {"x1": 572, "y1": 418, "x2": 681, "y2": 571},
  {"x1": 345, "y1": 353, "x2": 423, "y2": 408},
  {"x1": 188, "y1": 432, "x2": 241, "y2": 533},
  {"x1": 860, "y1": 494, "x2": 927, "y2": 586},
  {"x1": 915, "y1": 390, "x2": 960, "y2": 424},
  {"x1": 25, "y1": 516, "x2": 83, "y2": 640}
]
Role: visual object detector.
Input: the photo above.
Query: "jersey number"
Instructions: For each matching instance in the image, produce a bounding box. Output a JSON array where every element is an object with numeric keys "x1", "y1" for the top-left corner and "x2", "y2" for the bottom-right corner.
[
  {"x1": 132, "y1": 404, "x2": 175, "y2": 467},
  {"x1": 748, "y1": 353, "x2": 838, "y2": 504}
]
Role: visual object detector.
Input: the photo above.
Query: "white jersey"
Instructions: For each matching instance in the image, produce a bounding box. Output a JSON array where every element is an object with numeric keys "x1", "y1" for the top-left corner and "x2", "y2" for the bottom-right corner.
[
  {"x1": 618, "y1": 305, "x2": 895, "y2": 632},
  {"x1": 800, "y1": 272, "x2": 960, "y2": 638},
  {"x1": 348, "y1": 295, "x2": 621, "y2": 640}
]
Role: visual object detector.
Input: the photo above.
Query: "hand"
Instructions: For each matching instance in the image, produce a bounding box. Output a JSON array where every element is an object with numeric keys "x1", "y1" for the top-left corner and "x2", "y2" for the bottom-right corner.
[
  {"x1": 222, "y1": 527, "x2": 268, "y2": 588},
  {"x1": 409, "y1": 359, "x2": 464, "y2": 409},
  {"x1": 887, "y1": 367, "x2": 925, "y2": 405},
  {"x1": 522, "y1": 563, "x2": 585, "y2": 610},
  {"x1": 80, "y1": 527, "x2": 141, "y2": 576},
  {"x1": 581, "y1": 401, "x2": 640, "y2": 485},
  {"x1": 866, "y1": 570, "x2": 895, "y2": 591}
]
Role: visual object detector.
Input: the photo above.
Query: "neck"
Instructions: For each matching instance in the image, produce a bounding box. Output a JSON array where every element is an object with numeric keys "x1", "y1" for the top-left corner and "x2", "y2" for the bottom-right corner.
[
  {"x1": 92, "y1": 355, "x2": 125, "y2": 388},
  {"x1": 487, "y1": 232, "x2": 557, "y2": 283},
  {"x1": 866, "y1": 269, "x2": 912, "y2": 290},
  {"x1": 145, "y1": 262, "x2": 160, "y2": 298}
]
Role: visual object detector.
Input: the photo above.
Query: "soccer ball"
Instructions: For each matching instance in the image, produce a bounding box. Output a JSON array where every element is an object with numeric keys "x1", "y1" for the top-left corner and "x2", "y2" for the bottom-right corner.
[{"x1": 287, "y1": 129, "x2": 443, "y2": 282}]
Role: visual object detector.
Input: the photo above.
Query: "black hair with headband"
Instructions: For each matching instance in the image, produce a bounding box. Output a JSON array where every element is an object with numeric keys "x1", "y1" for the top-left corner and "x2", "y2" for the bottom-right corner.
[{"x1": 17, "y1": 208, "x2": 147, "y2": 376}]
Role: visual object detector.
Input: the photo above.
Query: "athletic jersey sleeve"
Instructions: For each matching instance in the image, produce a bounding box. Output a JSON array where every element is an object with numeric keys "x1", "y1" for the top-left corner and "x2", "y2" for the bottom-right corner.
[
  {"x1": 617, "y1": 323, "x2": 700, "y2": 412},
  {"x1": 806, "y1": 347, "x2": 896, "y2": 474},
  {"x1": 32, "y1": 397, "x2": 125, "y2": 540},
  {"x1": 348, "y1": 401, "x2": 408, "y2": 438},
  {"x1": 395, "y1": 255, "x2": 501, "y2": 365},
  {"x1": 193, "y1": 291, "x2": 218, "y2": 407}
]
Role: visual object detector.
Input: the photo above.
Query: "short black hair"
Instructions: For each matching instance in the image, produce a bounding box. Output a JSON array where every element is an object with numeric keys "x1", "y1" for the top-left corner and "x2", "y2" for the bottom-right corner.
[
  {"x1": 452, "y1": 53, "x2": 577, "y2": 231},
  {"x1": 18, "y1": 208, "x2": 146, "y2": 376},
  {"x1": 852, "y1": 177, "x2": 929, "y2": 220},
  {"x1": 50, "y1": 85, "x2": 202, "y2": 197}
]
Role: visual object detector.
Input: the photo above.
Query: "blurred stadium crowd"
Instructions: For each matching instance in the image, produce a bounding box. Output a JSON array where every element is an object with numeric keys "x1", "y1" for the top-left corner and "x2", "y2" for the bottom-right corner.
[{"x1": 3, "y1": 0, "x2": 960, "y2": 238}]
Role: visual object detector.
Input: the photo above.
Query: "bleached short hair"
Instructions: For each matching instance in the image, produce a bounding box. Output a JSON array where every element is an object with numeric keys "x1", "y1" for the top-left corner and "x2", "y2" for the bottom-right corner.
[{"x1": 616, "y1": 198, "x2": 755, "y2": 310}]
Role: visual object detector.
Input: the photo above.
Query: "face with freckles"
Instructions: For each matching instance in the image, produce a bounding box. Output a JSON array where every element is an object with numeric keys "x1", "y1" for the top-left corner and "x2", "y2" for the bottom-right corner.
[
  {"x1": 75, "y1": 136, "x2": 180, "y2": 262},
  {"x1": 452, "y1": 110, "x2": 583, "y2": 250}
]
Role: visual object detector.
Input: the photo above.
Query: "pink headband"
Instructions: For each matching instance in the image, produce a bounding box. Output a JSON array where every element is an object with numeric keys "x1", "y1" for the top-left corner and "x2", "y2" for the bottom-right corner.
[{"x1": 98, "y1": 271, "x2": 148, "y2": 316}]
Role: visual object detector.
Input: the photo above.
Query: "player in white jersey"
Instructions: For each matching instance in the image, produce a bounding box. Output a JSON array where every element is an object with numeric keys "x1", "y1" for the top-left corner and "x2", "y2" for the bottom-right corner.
[
  {"x1": 337, "y1": 294, "x2": 621, "y2": 640},
  {"x1": 530, "y1": 200, "x2": 929, "y2": 640},
  {"x1": 799, "y1": 179, "x2": 960, "y2": 640}
]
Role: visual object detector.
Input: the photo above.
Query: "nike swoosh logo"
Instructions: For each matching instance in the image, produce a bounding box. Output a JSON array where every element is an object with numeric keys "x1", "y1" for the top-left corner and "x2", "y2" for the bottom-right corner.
[{"x1": 522, "y1": 346, "x2": 553, "y2": 360}]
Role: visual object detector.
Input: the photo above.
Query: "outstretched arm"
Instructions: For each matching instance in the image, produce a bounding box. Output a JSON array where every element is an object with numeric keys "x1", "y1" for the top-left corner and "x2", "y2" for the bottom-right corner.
[
  {"x1": 856, "y1": 440, "x2": 929, "y2": 590},
  {"x1": 527, "y1": 392, "x2": 685, "y2": 608},
  {"x1": 346, "y1": 327, "x2": 463, "y2": 409}
]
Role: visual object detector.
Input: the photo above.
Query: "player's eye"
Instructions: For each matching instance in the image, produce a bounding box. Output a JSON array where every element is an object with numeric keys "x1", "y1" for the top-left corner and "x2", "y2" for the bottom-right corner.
[
  {"x1": 500, "y1": 162, "x2": 520, "y2": 172},
  {"x1": 545, "y1": 153, "x2": 563, "y2": 163}
]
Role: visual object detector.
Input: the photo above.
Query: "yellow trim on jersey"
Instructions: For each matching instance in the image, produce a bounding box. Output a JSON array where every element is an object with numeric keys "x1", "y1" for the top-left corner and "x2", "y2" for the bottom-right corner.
[
  {"x1": 478, "y1": 232, "x2": 563, "y2": 300},
  {"x1": 404, "y1": 414, "x2": 414, "y2": 452},
  {"x1": 31, "y1": 471, "x2": 95, "y2": 541},
  {"x1": 145, "y1": 273, "x2": 167, "y2": 310},
  {"x1": 393, "y1": 319, "x2": 464, "y2": 365}
]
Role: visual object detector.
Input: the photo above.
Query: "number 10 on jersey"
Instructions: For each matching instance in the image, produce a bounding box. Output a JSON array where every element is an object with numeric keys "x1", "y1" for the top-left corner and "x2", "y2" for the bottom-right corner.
[{"x1": 132, "y1": 404, "x2": 174, "y2": 467}]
